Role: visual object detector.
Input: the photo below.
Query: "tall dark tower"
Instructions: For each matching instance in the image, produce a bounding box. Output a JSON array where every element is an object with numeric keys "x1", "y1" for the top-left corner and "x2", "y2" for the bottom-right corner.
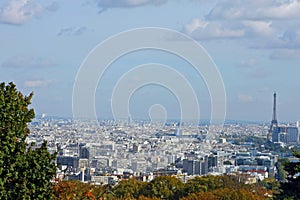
[
  {"x1": 271, "y1": 92, "x2": 278, "y2": 127},
  {"x1": 268, "y1": 92, "x2": 278, "y2": 140}
]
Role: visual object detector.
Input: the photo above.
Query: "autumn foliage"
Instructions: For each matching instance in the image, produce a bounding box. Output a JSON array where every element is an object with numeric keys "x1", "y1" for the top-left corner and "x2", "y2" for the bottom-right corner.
[
  {"x1": 52, "y1": 175, "x2": 272, "y2": 200},
  {"x1": 52, "y1": 179, "x2": 108, "y2": 200}
]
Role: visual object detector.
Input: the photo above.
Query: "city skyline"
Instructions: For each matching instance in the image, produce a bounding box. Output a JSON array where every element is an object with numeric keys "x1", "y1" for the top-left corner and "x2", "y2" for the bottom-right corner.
[{"x1": 1, "y1": 0, "x2": 300, "y2": 122}]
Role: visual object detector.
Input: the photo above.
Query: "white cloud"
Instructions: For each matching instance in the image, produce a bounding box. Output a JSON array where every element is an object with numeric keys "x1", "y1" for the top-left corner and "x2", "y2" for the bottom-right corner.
[
  {"x1": 263, "y1": 0, "x2": 300, "y2": 19},
  {"x1": 24, "y1": 80, "x2": 55, "y2": 88},
  {"x1": 242, "y1": 20, "x2": 274, "y2": 37},
  {"x1": 0, "y1": 0, "x2": 43, "y2": 25},
  {"x1": 184, "y1": 18, "x2": 208, "y2": 34},
  {"x1": 207, "y1": 0, "x2": 300, "y2": 20},
  {"x1": 184, "y1": 19, "x2": 276, "y2": 40},
  {"x1": 183, "y1": 1, "x2": 298, "y2": 46},
  {"x1": 184, "y1": 18, "x2": 245, "y2": 39},
  {"x1": 253, "y1": 28, "x2": 300, "y2": 49}
]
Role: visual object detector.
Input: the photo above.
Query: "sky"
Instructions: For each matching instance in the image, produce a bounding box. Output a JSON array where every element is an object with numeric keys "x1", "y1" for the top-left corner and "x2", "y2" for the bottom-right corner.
[{"x1": 1, "y1": 0, "x2": 300, "y2": 123}]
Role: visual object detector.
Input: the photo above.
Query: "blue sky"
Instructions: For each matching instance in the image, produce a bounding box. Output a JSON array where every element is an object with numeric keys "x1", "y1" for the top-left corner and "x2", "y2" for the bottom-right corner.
[{"x1": 1, "y1": 0, "x2": 300, "y2": 122}]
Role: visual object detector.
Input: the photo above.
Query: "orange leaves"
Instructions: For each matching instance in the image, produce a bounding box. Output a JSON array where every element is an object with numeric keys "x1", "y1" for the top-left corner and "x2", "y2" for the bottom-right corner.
[{"x1": 52, "y1": 180, "x2": 105, "y2": 200}]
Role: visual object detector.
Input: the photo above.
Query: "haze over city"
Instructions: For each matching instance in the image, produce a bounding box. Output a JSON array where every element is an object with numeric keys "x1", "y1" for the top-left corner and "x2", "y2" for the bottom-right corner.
[{"x1": 1, "y1": 0, "x2": 300, "y2": 122}]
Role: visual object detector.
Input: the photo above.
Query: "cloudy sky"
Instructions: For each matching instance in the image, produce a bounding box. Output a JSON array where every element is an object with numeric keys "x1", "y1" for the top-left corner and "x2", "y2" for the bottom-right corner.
[{"x1": 1, "y1": 0, "x2": 300, "y2": 123}]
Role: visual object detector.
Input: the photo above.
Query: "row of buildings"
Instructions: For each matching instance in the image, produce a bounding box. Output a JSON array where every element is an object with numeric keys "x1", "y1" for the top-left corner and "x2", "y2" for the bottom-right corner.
[
  {"x1": 270, "y1": 93, "x2": 299, "y2": 144},
  {"x1": 26, "y1": 93, "x2": 299, "y2": 185}
]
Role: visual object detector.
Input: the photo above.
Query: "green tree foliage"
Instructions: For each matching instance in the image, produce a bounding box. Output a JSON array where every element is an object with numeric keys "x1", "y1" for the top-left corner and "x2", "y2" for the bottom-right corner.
[
  {"x1": 0, "y1": 82, "x2": 57, "y2": 199},
  {"x1": 259, "y1": 178, "x2": 280, "y2": 197},
  {"x1": 113, "y1": 178, "x2": 147, "y2": 199},
  {"x1": 184, "y1": 177, "x2": 208, "y2": 196},
  {"x1": 277, "y1": 150, "x2": 300, "y2": 200},
  {"x1": 143, "y1": 176, "x2": 184, "y2": 200},
  {"x1": 276, "y1": 158, "x2": 288, "y2": 182}
]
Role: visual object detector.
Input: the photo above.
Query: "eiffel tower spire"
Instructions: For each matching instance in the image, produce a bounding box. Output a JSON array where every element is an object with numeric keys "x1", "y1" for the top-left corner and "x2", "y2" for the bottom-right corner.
[
  {"x1": 268, "y1": 92, "x2": 278, "y2": 140},
  {"x1": 271, "y1": 92, "x2": 278, "y2": 127}
]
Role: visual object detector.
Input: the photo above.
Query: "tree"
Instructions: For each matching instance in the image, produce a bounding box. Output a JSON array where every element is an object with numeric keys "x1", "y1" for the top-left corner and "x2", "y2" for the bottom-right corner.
[
  {"x1": 276, "y1": 158, "x2": 288, "y2": 182},
  {"x1": 183, "y1": 178, "x2": 207, "y2": 196},
  {"x1": 0, "y1": 82, "x2": 57, "y2": 199},
  {"x1": 259, "y1": 178, "x2": 280, "y2": 197},
  {"x1": 277, "y1": 150, "x2": 300, "y2": 199},
  {"x1": 113, "y1": 178, "x2": 146, "y2": 199},
  {"x1": 52, "y1": 180, "x2": 107, "y2": 200},
  {"x1": 144, "y1": 176, "x2": 185, "y2": 200}
]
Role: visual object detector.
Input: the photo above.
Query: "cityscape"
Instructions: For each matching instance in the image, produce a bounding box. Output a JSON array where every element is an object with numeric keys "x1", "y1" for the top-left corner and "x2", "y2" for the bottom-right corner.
[
  {"x1": 27, "y1": 92, "x2": 299, "y2": 186},
  {"x1": 1, "y1": 0, "x2": 300, "y2": 199}
]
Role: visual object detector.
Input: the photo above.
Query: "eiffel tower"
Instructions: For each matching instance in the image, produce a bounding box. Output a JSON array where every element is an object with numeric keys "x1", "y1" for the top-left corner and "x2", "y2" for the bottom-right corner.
[{"x1": 268, "y1": 92, "x2": 278, "y2": 140}]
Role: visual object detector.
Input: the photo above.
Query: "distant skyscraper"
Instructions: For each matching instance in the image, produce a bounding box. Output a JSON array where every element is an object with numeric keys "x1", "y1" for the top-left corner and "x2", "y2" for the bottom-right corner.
[
  {"x1": 272, "y1": 126, "x2": 299, "y2": 144},
  {"x1": 183, "y1": 159, "x2": 201, "y2": 175},
  {"x1": 269, "y1": 92, "x2": 278, "y2": 141},
  {"x1": 286, "y1": 127, "x2": 299, "y2": 143},
  {"x1": 272, "y1": 127, "x2": 284, "y2": 143}
]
